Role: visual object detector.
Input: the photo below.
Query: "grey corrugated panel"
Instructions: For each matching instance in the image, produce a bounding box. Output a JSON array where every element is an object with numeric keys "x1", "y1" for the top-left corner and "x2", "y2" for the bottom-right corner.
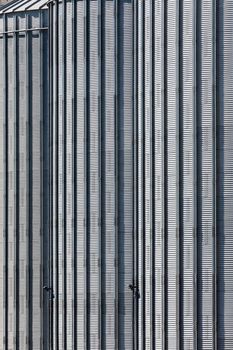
[
  {"x1": 104, "y1": 1, "x2": 116, "y2": 348},
  {"x1": 137, "y1": 1, "x2": 143, "y2": 347},
  {"x1": 0, "y1": 16, "x2": 4, "y2": 350},
  {"x1": 0, "y1": 4, "x2": 49, "y2": 350},
  {"x1": 65, "y1": 1, "x2": 73, "y2": 349},
  {"x1": 89, "y1": 2, "x2": 100, "y2": 348},
  {"x1": 166, "y1": 0, "x2": 179, "y2": 349},
  {"x1": 75, "y1": 1, "x2": 85, "y2": 349},
  {"x1": 57, "y1": 1, "x2": 64, "y2": 348},
  {"x1": 197, "y1": 1, "x2": 215, "y2": 349},
  {"x1": 136, "y1": 0, "x2": 233, "y2": 349},
  {"x1": 49, "y1": 0, "x2": 134, "y2": 349},
  {"x1": 217, "y1": 1, "x2": 233, "y2": 349},
  {"x1": 6, "y1": 15, "x2": 15, "y2": 350},
  {"x1": 154, "y1": 0, "x2": 165, "y2": 348},
  {"x1": 144, "y1": 0, "x2": 152, "y2": 348},
  {"x1": 182, "y1": 0, "x2": 196, "y2": 349}
]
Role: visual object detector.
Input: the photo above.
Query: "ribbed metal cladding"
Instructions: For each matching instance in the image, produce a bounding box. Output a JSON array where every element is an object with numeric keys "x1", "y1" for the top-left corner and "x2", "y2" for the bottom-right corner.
[
  {"x1": 48, "y1": 0, "x2": 134, "y2": 349},
  {"x1": 0, "y1": 2, "x2": 49, "y2": 350},
  {"x1": 136, "y1": 0, "x2": 233, "y2": 349}
]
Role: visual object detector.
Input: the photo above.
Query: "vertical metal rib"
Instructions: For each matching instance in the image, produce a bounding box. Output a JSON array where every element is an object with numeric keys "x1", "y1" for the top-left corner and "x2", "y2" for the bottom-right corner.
[
  {"x1": 72, "y1": 0, "x2": 77, "y2": 348},
  {"x1": 14, "y1": 14, "x2": 19, "y2": 350},
  {"x1": 62, "y1": 1, "x2": 67, "y2": 348},
  {"x1": 162, "y1": 0, "x2": 165, "y2": 348},
  {"x1": 3, "y1": 13, "x2": 8, "y2": 350},
  {"x1": 26, "y1": 13, "x2": 32, "y2": 349},
  {"x1": 164, "y1": 0, "x2": 168, "y2": 346},
  {"x1": 55, "y1": 1, "x2": 59, "y2": 348},
  {"x1": 138, "y1": 0, "x2": 143, "y2": 348},
  {"x1": 142, "y1": 0, "x2": 145, "y2": 346},
  {"x1": 133, "y1": 0, "x2": 139, "y2": 347},
  {"x1": 48, "y1": 1, "x2": 54, "y2": 347},
  {"x1": 98, "y1": 0, "x2": 103, "y2": 348},
  {"x1": 84, "y1": 0, "x2": 90, "y2": 348},
  {"x1": 114, "y1": 0, "x2": 119, "y2": 348},
  {"x1": 193, "y1": 0, "x2": 197, "y2": 349},
  {"x1": 214, "y1": 0, "x2": 218, "y2": 347}
]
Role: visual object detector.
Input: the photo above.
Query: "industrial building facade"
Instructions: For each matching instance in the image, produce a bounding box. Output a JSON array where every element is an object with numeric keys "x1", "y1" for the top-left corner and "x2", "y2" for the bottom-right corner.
[{"x1": 0, "y1": 0, "x2": 233, "y2": 349}]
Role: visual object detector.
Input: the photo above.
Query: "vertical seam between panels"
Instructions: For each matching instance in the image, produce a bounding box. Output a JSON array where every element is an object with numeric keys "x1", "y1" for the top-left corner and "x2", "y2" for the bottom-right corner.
[
  {"x1": 26, "y1": 14, "x2": 32, "y2": 349},
  {"x1": 215, "y1": 0, "x2": 219, "y2": 347},
  {"x1": 40, "y1": 10, "x2": 44, "y2": 350},
  {"x1": 132, "y1": 1, "x2": 135, "y2": 348},
  {"x1": 55, "y1": 2, "x2": 59, "y2": 348},
  {"x1": 133, "y1": 1, "x2": 139, "y2": 348},
  {"x1": 142, "y1": 0, "x2": 145, "y2": 347},
  {"x1": 100, "y1": 0, "x2": 106, "y2": 347},
  {"x1": 176, "y1": 1, "x2": 180, "y2": 348},
  {"x1": 115, "y1": 0, "x2": 119, "y2": 348},
  {"x1": 133, "y1": 0, "x2": 138, "y2": 350},
  {"x1": 48, "y1": 4, "x2": 54, "y2": 349},
  {"x1": 212, "y1": 0, "x2": 217, "y2": 348},
  {"x1": 193, "y1": 0, "x2": 197, "y2": 348},
  {"x1": 3, "y1": 13, "x2": 8, "y2": 350},
  {"x1": 150, "y1": 0, "x2": 155, "y2": 347},
  {"x1": 178, "y1": 0, "x2": 183, "y2": 347},
  {"x1": 62, "y1": 2, "x2": 67, "y2": 348},
  {"x1": 98, "y1": 0, "x2": 103, "y2": 348},
  {"x1": 150, "y1": 0, "x2": 155, "y2": 349},
  {"x1": 14, "y1": 14, "x2": 19, "y2": 350},
  {"x1": 163, "y1": 0, "x2": 168, "y2": 348},
  {"x1": 196, "y1": 0, "x2": 200, "y2": 346},
  {"x1": 72, "y1": 0, "x2": 77, "y2": 348},
  {"x1": 85, "y1": 0, "x2": 90, "y2": 348}
]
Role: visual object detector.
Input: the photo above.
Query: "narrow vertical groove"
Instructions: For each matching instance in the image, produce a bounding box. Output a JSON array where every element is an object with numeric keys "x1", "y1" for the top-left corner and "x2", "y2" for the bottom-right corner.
[
  {"x1": 196, "y1": 0, "x2": 200, "y2": 346},
  {"x1": 213, "y1": 0, "x2": 217, "y2": 348},
  {"x1": 178, "y1": 0, "x2": 183, "y2": 347},
  {"x1": 48, "y1": 4, "x2": 54, "y2": 349},
  {"x1": 84, "y1": 0, "x2": 90, "y2": 348},
  {"x1": 3, "y1": 13, "x2": 8, "y2": 350},
  {"x1": 62, "y1": 2, "x2": 67, "y2": 348},
  {"x1": 26, "y1": 14, "x2": 29, "y2": 349},
  {"x1": 134, "y1": 0, "x2": 140, "y2": 348},
  {"x1": 151, "y1": 0, "x2": 155, "y2": 347},
  {"x1": 214, "y1": 0, "x2": 219, "y2": 348},
  {"x1": 72, "y1": 0, "x2": 77, "y2": 348},
  {"x1": 176, "y1": 1, "x2": 180, "y2": 349},
  {"x1": 142, "y1": 0, "x2": 145, "y2": 346},
  {"x1": 163, "y1": 0, "x2": 168, "y2": 348},
  {"x1": 26, "y1": 14, "x2": 32, "y2": 349},
  {"x1": 138, "y1": 0, "x2": 143, "y2": 348},
  {"x1": 55, "y1": 2, "x2": 59, "y2": 348},
  {"x1": 193, "y1": 1, "x2": 197, "y2": 349},
  {"x1": 14, "y1": 14, "x2": 19, "y2": 350},
  {"x1": 101, "y1": 0, "x2": 106, "y2": 345},
  {"x1": 133, "y1": 0, "x2": 139, "y2": 348},
  {"x1": 98, "y1": 0, "x2": 103, "y2": 347},
  {"x1": 114, "y1": 0, "x2": 119, "y2": 348}
]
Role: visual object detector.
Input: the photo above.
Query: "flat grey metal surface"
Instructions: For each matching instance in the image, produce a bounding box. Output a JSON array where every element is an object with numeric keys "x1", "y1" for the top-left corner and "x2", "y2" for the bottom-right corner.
[
  {"x1": 0, "y1": 4, "x2": 49, "y2": 350},
  {"x1": 136, "y1": 0, "x2": 233, "y2": 349},
  {"x1": 49, "y1": 0, "x2": 134, "y2": 349}
]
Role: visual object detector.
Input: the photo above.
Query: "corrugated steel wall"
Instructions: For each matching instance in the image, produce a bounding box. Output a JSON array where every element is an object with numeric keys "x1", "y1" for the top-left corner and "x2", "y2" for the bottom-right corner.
[
  {"x1": 49, "y1": 0, "x2": 134, "y2": 349},
  {"x1": 136, "y1": 0, "x2": 233, "y2": 349},
  {"x1": 0, "y1": 8, "x2": 49, "y2": 350}
]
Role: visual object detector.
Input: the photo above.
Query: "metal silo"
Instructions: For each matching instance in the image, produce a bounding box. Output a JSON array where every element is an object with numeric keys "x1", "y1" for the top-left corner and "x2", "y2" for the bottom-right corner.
[
  {"x1": 135, "y1": 0, "x2": 233, "y2": 349},
  {"x1": 48, "y1": 0, "x2": 134, "y2": 349},
  {"x1": 0, "y1": 1, "x2": 49, "y2": 349}
]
